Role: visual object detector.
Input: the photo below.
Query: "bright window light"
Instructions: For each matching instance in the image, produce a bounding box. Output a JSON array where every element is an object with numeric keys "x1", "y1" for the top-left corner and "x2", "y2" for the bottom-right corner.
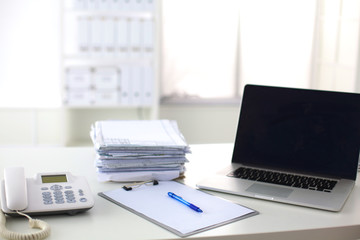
[
  {"x1": 238, "y1": 0, "x2": 316, "y2": 91},
  {"x1": 161, "y1": 0, "x2": 240, "y2": 99},
  {"x1": 0, "y1": 0, "x2": 61, "y2": 108},
  {"x1": 161, "y1": 0, "x2": 317, "y2": 100}
]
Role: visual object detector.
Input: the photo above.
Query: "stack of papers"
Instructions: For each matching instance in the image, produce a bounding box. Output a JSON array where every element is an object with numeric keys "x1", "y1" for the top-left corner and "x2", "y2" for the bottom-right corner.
[{"x1": 90, "y1": 120, "x2": 191, "y2": 182}]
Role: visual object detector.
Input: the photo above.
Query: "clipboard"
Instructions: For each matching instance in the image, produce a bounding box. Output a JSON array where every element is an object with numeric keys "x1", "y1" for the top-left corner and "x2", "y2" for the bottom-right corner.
[{"x1": 98, "y1": 181, "x2": 258, "y2": 237}]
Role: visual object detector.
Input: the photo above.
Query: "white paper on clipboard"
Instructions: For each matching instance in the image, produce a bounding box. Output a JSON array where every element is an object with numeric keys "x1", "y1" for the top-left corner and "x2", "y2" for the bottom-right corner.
[{"x1": 98, "y1": 181, "x2": 258, "y2": 237}]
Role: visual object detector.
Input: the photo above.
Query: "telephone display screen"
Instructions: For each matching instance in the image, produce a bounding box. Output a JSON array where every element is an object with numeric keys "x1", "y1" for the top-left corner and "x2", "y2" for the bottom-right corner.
[{"x1": 41, "y1": 174, "x2": 67, "y2": 183}]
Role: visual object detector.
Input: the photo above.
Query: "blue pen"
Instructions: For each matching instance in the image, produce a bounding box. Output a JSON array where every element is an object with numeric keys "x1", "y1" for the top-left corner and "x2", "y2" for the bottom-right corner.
[{"x1": 168, "y1": 192, "x2": 203, "y2": 213}]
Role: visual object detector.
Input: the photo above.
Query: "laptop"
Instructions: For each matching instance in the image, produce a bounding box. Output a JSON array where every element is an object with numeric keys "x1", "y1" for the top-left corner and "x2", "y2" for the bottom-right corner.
[{"x1": 197, "y1": 84, "x2": 360, "y2": 211}]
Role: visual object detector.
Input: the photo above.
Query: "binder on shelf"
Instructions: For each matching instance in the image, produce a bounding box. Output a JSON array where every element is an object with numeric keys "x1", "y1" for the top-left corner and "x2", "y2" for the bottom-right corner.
[
  {"x1": 103, "y1": 17, "x2": 116, "y2": 53},
  {"x1": 130, "y1": 65, "x2": 142, "y2": 106},
  {"x1": 143, "y1": 0, "x2": 156, "y2": 12},
  {"x1": 143, "y1": 19, "x2": 154, "y2": 58},
  {"x1": 143, "y1": 19, "x2": 154, "y2": 50},
  {"x1": 77, "y1": 16, "x2": 90, "y2": 52},
  {"x1": 143, "y1": 65, "x2": 153, "y2": 105},
  {"x1": 98, "y1": 0, "x2": 111, "y2": 10},
  {"x1": 119, "y1": 0, "x2": 131, "y2": 11},
  {"x1": 130, "y1": 0, "x2": 143, "y2": 11},
  {"x1": 119, "y1": 65, "x2": 131, "y2": 105},
  {"x1": 73, "y1": 0, "x2": 87, "y2": 10},
  {"x1": 107, "y1": 0, "x2": 119, "y2": 10},
  {"x1": 129, "y1": 18, "x2": 141, "y2": 58},
  {"x1": 87, "y1": 0, "x2": 99, "y2": 10},
  {"x1": 116, "y1": 18, "x2": 129, "y2": 57},
  {"x1": 90, "y1": 17, "x2": 102, "y2": 52}
]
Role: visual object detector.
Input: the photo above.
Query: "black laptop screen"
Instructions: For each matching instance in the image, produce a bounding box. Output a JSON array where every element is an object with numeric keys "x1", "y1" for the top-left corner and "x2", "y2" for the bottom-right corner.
[{"x1": 232, "y1": 85, "x2": 360, "y2": 180}]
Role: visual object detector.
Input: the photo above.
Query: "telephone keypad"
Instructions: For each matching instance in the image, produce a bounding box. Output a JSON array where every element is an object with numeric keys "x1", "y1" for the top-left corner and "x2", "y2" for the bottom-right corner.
[
  {"x1": 41, "y1": 184, "x2": 88, "y2": 206},
  {"x1": 42, "y1": 192, "x2": 53, "y2": 205},
  {"x1": 65, "y1": 190, "x2": 76, "y2": 203}
]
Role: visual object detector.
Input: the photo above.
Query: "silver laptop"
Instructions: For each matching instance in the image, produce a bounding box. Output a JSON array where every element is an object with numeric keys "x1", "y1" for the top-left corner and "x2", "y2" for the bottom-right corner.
[{"x1": 197, "y1": 85, "x2": 360, "y2": 211}]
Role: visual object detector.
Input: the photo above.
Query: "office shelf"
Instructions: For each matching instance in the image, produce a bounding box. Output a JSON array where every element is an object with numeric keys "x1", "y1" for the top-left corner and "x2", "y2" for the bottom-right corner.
[{"x1": 60, "y1": 0, "x2": 160, "y2": 114}]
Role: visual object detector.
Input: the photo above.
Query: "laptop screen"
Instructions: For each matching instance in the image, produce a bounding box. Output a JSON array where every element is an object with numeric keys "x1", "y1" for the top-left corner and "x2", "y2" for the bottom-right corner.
[{"x1": 232, "y1": 85, "x2": 360, "y2": 180}]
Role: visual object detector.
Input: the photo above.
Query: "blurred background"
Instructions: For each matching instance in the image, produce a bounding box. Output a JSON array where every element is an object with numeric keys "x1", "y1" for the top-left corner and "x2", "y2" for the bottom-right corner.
[{"x1": 0, "y1": 0, "x2": 359, "y2": 146}]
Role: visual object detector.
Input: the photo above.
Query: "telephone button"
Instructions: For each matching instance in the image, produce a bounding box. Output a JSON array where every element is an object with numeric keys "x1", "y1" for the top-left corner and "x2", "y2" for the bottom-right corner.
[
  {"x1": 65, "y1": 190, "x2": 76, "y2": 203},
  {"x1": 41, "y1": 187, "x2": 49, "y2": 191},
  {"x1": 43, "y1": 195, "x2": 52, "y2": 200},
  {"x1": 42, "y1": 191, "x2": 53, "y2": 205},
  {"x1": 42, "y1": 191, "x2": 51, "y2": 196},
  {"x1": 43, "y1": 200, "x2": 53, "y2": 205},
  {"x1": 66, "y1": 195, "x2": 75, "y2": 199},
  {"x1": 53, "y1": 190, "x2": 63, "y2": 196},
  {"x1": 53, "y1": 192, "x2": 63, "y2": 198},
  {"x1": 50, "y1": 185, "x2": 63, "y2": 191},
  {"x1": 43, "y1": 198, "x2": 53, "y2": 203},
  {"x1": 54, "y1": 195, "x2": 64, "y2": 200},
  {"x1": 53, "y1": 190, "x2": 65, "y2": 204},
  {"x1": 80, "y1": 198, "x2": 87, "y2": 203}
]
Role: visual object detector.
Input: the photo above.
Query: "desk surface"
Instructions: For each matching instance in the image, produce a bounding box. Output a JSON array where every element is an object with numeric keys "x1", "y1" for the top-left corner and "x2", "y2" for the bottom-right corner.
[{"x1": 0, "y1": 144, "x2": 359, "y2": 240}]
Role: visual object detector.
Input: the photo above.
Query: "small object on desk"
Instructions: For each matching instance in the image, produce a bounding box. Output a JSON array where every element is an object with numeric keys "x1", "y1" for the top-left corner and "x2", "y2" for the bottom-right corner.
[
  {"x1": 122, "y1": 180, "x2": 159, "y2": 191},
  {"x1": 168, "y1": 192, "x2": 203, "y2": 213},
  {"x1": 98, "y1": 181, "x2": 258, "y2": 237}
]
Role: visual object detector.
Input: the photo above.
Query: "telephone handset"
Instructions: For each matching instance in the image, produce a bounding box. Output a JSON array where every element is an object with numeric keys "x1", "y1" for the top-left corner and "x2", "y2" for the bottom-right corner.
[
  {"x1": 0, "y1": 167, "x2": 95, "y2": 240},
  {"x1": 3, "y1": 167, "x2": 28, "y2": 211}
]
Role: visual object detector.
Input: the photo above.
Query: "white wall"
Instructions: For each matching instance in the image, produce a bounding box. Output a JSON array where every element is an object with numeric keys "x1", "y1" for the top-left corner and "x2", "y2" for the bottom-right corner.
[
  {"x1": 0, "y1": 109, "x2": 63, "y2": 146},
  {"x1": 0, "y1": 105, "x2": 240, "y2": 146},
  {"x1": 160, "y1": 104, "x2": 240, "y2": 144}
]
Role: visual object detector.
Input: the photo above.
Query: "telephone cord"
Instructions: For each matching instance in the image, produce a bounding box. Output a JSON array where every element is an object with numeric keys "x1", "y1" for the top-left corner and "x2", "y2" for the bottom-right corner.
[{"x1": 0, "y1": 210, "x2": 50, "y2": 240}]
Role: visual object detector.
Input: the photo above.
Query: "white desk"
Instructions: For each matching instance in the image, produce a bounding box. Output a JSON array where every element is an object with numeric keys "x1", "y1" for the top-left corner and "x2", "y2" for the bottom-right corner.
[{"x1": 0, "y1": 144, "x2": 359, "y2": 240}]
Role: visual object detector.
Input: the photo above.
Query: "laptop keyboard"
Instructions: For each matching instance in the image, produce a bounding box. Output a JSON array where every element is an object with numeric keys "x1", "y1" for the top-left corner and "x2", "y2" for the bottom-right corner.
[{"x1": 228, "y1": 167, "x2": 338, "y2": 193}]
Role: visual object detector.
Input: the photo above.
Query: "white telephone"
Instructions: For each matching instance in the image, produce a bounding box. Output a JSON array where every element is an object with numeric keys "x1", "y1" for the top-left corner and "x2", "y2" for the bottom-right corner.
[{"x1": 0, "y1": 167, "x2": 95, "y2": 240}]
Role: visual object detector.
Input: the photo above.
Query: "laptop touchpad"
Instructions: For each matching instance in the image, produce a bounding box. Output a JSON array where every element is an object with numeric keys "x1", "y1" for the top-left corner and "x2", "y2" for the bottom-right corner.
[{"x1": 246, "y1": 183, "x2": 293, "y2": 198}]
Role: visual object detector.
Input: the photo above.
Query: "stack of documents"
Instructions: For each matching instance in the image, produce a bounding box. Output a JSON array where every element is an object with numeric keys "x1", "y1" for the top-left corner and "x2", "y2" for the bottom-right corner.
[{"x1": 90, "y1": 120, "x2": 191, "y2": 182}]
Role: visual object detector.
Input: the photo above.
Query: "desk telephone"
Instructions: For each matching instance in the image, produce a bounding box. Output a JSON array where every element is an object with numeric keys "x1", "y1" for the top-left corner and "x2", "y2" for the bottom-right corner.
[{"x1": 0, "y1": 167, "x2": 95, "y2": 240}]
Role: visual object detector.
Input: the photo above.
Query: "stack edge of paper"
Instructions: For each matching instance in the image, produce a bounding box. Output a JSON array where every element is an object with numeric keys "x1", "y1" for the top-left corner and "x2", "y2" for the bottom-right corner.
[{"x1": 90, "y1": 120, "x2": 191, "y2": 182}]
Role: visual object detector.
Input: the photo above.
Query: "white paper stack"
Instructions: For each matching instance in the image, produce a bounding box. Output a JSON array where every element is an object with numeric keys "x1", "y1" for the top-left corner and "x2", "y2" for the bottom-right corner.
[{"x1": 90, "y1": 120, "x2": 191, "y2": 182}]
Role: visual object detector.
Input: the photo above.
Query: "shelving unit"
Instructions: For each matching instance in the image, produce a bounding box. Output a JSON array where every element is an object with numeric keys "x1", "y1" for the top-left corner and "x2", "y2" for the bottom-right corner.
[{"x1": 61, "y1": 0, "x2": 160, "y2": 117}]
